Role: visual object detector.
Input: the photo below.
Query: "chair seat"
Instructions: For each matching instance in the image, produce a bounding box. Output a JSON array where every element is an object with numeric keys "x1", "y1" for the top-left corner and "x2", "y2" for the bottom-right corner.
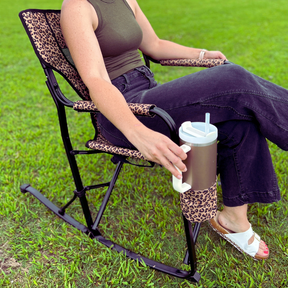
[
  {"x1": 86, "y1": 134, "x2": 145, "y2": 160},
  {"x1": 74, "y1": 100, "x2": 155, "y2": 159}
]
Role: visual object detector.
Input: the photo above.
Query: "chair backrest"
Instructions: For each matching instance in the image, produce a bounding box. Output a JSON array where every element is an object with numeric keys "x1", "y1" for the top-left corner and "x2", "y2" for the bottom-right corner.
[{"x1": 19, "y1": 9, "x2": 90, "y2": 101}]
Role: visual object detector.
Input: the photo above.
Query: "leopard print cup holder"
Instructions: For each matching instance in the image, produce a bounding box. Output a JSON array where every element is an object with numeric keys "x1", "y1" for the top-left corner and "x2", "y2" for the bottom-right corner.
[
  {"x1": 173, "y1": 115, "x2": 218, "y2": 223},
  {"x1": 180, "y1": 180, "x2": 217, "y2": 223}
]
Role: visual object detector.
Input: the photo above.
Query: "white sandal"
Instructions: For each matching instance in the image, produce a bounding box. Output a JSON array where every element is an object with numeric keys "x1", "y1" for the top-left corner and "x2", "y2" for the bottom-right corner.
[{"x1": 209, "y1": 211, "x2": 269, "y2": 260}]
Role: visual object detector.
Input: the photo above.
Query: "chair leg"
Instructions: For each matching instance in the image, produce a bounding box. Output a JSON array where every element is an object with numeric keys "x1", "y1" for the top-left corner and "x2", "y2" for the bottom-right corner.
[
  {"x1": 92, "y1": 161, "x2": 123, "y2": 231},
  {"x1": 52, "y1": 101, "x2": 96, "y2": 229},
  {"x1": 183, "y1": 221, "x2": 201, "y2": 265},
  {"x1": 79, "y1": 193, "x2": 94, "y2": 229},
  {"x1": 182, "y1": 216, "x2": 201, "y2": 281}
]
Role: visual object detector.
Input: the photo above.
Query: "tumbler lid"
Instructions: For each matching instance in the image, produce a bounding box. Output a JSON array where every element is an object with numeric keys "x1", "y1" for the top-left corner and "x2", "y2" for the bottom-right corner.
[{"x1": 179, "y1": 114, "x2": 218, "y2": 144}]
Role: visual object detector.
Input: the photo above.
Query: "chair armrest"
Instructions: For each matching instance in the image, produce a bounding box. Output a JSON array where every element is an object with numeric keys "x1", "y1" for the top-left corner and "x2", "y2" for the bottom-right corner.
[
  {"x1": 73, "y1": 100, "x2": 156, "y2": 116},
  {"x1": 74, "y1": 100, "x2": 178, "y2": 144},
  {"x1": 159, "y1": 58, "x2": 226, "y2": 68}
]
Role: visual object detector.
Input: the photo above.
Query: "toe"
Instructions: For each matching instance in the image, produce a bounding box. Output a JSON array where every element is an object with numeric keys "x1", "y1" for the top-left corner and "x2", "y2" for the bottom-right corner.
[{"x1": 256, "y1": 240, "x2": 269, "y2": 258}]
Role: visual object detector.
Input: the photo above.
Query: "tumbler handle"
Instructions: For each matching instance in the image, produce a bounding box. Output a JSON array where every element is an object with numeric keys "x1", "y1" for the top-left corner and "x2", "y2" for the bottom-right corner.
[{"x1": 172, "y1": 144, "x2": 191, "y2": 193}]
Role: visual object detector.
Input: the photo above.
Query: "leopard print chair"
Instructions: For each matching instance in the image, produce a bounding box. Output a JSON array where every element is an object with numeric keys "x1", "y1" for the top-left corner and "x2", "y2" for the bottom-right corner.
[{"x1": 19, "y1": 9, "x2": 225, "y2": 283}]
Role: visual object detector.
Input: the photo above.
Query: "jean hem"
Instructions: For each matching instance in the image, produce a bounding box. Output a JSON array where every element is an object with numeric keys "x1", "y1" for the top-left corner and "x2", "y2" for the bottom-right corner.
[{"x1": 222, "y1": 190, "x2": 281, "y2": 207}]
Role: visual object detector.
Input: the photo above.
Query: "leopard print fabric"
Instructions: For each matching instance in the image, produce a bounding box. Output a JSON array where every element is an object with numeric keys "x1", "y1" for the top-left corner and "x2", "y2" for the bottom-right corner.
[
  {"x1": 126, "y1": 103, "x2": 155, "y2": 116},
  {"x1": 22, "y1": 10, "x2": 89, "y2": 100},
  {"x1": 160, "y1": 59, "x2": 225, "y2": 68},
  {"x1": 85, "y1": 113, "x2": 146, "y2": 159},
  {"x1": 46, "y1": 12, "x2": 66, "y2": 49},
  {"x1": 180, "y1": 180, "x2": 217, "y2": 223},
  {"x1": 73, "y1": 101, "x2": 99, "y2": 112},
  {"x1": 73, "y1": 100, "x2": 155, "y2": 116},
  {"x1": 86, "y1": 137, "x2": 145, "y2": 160}
]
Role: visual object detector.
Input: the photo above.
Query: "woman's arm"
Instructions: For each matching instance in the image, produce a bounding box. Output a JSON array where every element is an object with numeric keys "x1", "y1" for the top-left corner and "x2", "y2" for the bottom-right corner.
[
  {"x1": 60, "y1": 0, "x2": 187, "y2": 178},
  {"x1": 128, "y1": 0, "x2": 226, "y2": 60}
]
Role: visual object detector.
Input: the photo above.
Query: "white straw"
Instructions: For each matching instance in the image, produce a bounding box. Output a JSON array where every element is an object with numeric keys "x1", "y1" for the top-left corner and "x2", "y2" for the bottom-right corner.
[{"x1": 205, "y1": 113, "x2": 210, "y2": 134}]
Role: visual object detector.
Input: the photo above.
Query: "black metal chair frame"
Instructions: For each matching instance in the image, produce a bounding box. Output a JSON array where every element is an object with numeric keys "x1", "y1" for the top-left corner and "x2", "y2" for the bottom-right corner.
[{"x1": 16, "y1": 8, "x2": 225, "y2": 283}]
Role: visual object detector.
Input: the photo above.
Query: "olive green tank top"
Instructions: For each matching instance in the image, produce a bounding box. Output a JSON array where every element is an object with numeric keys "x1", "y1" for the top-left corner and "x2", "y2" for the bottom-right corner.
[{"x1": 87, "y1": 0, "x2": 144, "y2": 79}]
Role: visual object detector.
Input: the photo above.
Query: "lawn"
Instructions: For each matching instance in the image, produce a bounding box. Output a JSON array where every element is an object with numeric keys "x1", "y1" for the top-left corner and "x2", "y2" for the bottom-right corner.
[{"x1": 0, "y1": 0, "x2": 288, "y2": 287}]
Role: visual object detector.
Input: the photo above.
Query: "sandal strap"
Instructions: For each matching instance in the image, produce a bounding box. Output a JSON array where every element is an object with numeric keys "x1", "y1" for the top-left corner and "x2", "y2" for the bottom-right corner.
[{"x1": 225, "y1": 225, "x2": 261, "y2": 257}]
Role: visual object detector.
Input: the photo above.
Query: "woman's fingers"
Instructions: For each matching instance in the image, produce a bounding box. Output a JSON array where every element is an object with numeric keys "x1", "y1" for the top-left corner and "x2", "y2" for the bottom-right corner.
[
  {"x1": 151, "y1": 138, "x2": 187, "y2": 179},
  {"x1": 161, "y1": 157, "x2": 184, "y2": 179},
  {"x1": 166, "y1": 143, "x2": 187, "y2": 171},
  {"x1": 168, "y1": 141, "x2": 187, "y2": 161},
  {"x1": 205, "y1": 50, "x2": 227, "y2": 60},
  {"x1": 129, "y1": 128, "x2": 188, "y2": 179}
]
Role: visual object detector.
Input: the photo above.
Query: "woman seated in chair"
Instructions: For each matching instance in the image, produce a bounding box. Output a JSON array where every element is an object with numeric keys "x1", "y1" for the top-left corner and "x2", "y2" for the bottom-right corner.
[{"x1": 60, "y1": 0, "x2": 288, "y2": 260}]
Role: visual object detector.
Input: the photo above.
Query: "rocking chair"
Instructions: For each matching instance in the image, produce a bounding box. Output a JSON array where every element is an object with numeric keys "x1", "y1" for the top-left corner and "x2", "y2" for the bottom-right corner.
[{"x1": 19, "y1": 8, "x2": 225, "y2": 283}]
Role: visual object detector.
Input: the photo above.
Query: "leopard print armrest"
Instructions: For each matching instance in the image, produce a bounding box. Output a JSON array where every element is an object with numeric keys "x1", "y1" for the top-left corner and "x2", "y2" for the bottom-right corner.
[
  {"x1": 73, "y1": 101, "x2": 100, "y2": 112},
  {"x1": 73, "y1": 100, "x2": 155, "y2": 116},
  {"x1": 160, "y1": 59, "x2": 225, "y2": 68}
]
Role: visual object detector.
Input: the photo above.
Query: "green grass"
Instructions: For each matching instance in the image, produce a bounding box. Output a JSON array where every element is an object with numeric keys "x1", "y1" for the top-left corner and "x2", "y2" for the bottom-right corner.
[{"x1": 1, "y1": 0, "x2": 288, "y2": 287}]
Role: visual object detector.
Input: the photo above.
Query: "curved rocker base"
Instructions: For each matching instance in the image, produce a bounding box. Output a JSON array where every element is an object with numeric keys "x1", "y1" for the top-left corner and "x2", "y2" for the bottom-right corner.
[{"x1": 20, "y1": 184, "x2": 201, "y2": 283}]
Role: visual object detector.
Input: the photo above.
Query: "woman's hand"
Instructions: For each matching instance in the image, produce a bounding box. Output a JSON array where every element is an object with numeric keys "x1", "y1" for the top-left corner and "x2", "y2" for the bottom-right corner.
[
  {"x1": 204, "y1": 50, "x2": 227, "y2": 60},
  {"x1": 128, "y1": 125, "x2": 187, "y2": 179}
]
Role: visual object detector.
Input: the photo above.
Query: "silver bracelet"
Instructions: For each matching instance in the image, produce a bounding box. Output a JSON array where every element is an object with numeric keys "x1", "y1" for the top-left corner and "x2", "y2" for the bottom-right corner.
[{"x1": 199, "y1": 49, "x2": 207, "y2": 60}]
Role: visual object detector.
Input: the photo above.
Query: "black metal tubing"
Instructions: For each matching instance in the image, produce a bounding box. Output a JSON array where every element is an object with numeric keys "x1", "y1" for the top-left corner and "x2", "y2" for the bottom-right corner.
[
  {"x1": 44, "y1": 65, "x2": 74, "y2": 108},
  {"x1": 183, "y1": 216, "x2": 198, "y2": 273},
  {"x1": 70, "y1": 149, "x2": 103, "y2": 155},
  {"x1": 58, "y1": 194, "x2": 78, "y2": 215},
  {"x1": 59, "y1": 182, "x2": 111, "y2": 215},
  {"x1": 91, "y1": 161, "x2": 123, "y2": 231},
  {"x1": 20, "y1": 184, "x2": 200, "y2": 282},
  {"x1": 149, "y1": 106, "x2": 178, "y2": 144},
  {"x1": 20, "y1": 184, "x2": 96, "y2": 236},
  {"x1": 95, "y1": 235, "x2": 200, "y2": 282},
  {"x1": 143, "y1": 54, "x2": 160, "y2": 69},
  {"x1": 45, "y1": 73, "x2": 83, "y2": 192},
  {"x1": 183, "y1": 222, "x2": 201, "y2": 265},
  {"x1": 45, "y1": 67, "x2": 95, "y2": 229}
]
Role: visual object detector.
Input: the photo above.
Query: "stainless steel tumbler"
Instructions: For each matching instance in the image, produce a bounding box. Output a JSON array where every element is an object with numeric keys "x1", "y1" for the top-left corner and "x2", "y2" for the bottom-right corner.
[{"x1": 173, "y1": 113, "x2": 218, "y2": 193}]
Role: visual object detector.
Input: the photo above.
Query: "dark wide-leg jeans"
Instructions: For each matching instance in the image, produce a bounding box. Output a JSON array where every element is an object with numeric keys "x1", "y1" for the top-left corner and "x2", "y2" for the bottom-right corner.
[{"x1": 98, "y1": 62, "x2": 288, "y2": 207}]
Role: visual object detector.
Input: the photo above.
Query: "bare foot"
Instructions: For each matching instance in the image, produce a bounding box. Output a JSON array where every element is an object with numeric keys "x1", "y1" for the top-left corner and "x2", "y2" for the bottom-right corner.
[{"x1": 218, "y1": 211, "x2": 269, "y2": 259}]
